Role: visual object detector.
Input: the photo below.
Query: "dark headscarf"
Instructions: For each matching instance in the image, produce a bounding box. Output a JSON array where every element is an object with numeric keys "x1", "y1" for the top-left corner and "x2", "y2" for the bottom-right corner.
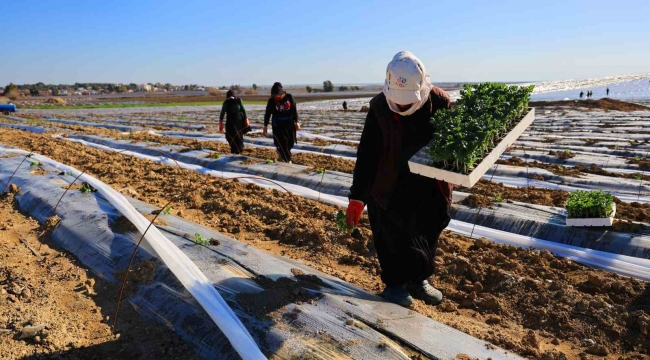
[
  {"x1": 226, "y1": 90, "x2": 235, "y2": 99},
  {"x1": 271, "y1": 82, "x2": 284, "y2": 96}
]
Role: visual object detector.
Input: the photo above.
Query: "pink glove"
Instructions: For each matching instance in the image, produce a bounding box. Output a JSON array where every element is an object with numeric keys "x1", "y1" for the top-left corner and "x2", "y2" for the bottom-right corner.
[
  {"x1": 346, "y1": 200, "x2": 364, "y2": 228},
  {"x1": 219, "y1": 121, "x2": 224, "y2": 133}
]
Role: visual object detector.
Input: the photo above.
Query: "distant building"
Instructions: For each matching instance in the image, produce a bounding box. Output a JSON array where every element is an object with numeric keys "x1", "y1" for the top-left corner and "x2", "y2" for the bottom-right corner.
[
  {"x1": 59, "y1": 89, "x2": 69, "y2": 96},
  {"x1": 38, "y1": 90, "x2": 51, "y2": 97},
  {"x1": 137, "y1": 84, "x2": 152, "y2": 92}
]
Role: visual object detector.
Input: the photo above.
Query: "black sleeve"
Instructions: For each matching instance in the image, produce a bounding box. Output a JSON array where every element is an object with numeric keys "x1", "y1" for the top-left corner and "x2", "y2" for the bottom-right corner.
[
  {"x1": 288, "y1": 94, "x2": 298, "y2": 123},
  {"x1": 219, "y1": 101, "x2": 227, "y2": 122},
  {"x1": 430, "y1": 86, "x2": 451, "y2": 110},
  {"x1": 238, "y1": 98, "x2": 248, "y2": 119},
  {"x1": 349, "y1": 108, "x2": 382, "y2": 203},
  {"x1": 264, "y1": 98, "x2": 273, "y2": 127}
]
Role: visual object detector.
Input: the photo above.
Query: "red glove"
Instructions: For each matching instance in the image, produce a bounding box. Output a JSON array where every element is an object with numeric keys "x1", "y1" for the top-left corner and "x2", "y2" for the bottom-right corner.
[
  {"x1": 244, "y1": 118, "x2": 250, "y2": 128},
  {"x1": 346, "y1": 200, "x2": 364, "y2": 228},
  {"x1": 219, "y1": 121, "x2": 224, "y2": 133}
]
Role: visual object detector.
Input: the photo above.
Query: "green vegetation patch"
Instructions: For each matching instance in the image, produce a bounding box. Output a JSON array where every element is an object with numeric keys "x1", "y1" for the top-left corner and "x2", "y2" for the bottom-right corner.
[
  {"x1": 427, "y1": 83, "x2": 534, "y2": 174},
  {"x1": 565, "y1": 190, "x2": 615, "y2": 219}
]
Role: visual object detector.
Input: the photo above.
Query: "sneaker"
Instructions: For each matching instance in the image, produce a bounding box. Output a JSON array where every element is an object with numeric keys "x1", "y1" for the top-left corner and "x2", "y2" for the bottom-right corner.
[
  {"x1": 407, "y1": 280, "x2": 443, "y2": 305},
  {"x1": 380, "y1": 285, "x2": 413, "y2": 308}
]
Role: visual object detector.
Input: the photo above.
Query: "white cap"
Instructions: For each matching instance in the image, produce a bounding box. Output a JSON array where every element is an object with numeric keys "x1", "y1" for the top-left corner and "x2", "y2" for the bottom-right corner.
[{"x1": 383, "y1": 51, "x2": 428, "y2": 105}]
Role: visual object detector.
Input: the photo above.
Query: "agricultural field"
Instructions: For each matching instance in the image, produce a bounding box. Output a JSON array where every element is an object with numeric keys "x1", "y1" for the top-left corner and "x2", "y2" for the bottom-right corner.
[{"x1": 1, "y1": 98, "x2": 650, "y2": 360}]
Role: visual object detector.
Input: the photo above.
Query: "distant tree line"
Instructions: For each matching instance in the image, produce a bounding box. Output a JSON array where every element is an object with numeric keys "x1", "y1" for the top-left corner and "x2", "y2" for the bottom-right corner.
[
  {"x1": 305, "y1": 81, "x2": 362, "y2": 93},
  {"x1": 2, "y1": 82, "x2": 206, "y2": 96}
]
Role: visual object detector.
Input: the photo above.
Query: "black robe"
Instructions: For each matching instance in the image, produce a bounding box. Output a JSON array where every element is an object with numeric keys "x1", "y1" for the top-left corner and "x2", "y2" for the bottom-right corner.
[{"x1": 349, "y1": 88, "x2": 453, "y2": 286}]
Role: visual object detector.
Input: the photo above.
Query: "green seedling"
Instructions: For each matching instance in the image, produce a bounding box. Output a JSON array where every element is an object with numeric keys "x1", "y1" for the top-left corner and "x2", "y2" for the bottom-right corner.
[
  {"x1": 315, "y1": 168, "x2": 326, "y2": 175},
  {"x1": 634, "y1": 174, "x2": 642, "y2": 180},
  {"x1": 427, "y1": 83, "x2": 534, "y2": 174},
  {"x1": 29, "y1": 161, "x2": 40, "y2": 167},
  {"x1": 635, "y1": 156, "x2": 642, "y2": 161},
  {"x1": 266, "y1": 159, "x2": 274, "y2": 164},
  {"x1": 80, "y1": 183, "x2": 93, "y2": 193},
  {"x1": 336, "y1": 210, "x2": 355, "y2": 233},
  {"x1": 565, "y1": 190, "x2": 615, "y2": 219},
  {"x1": 211, "y1": 153, "x2": 221, "y2": 159},
  {"x1": 194, "y1": 233, "x2": 210, "y2": 246},
  {"x1": 65, "y1": 171, "x2": 75, "y2": 176},
  {"x1": 161, "y1": 205, "x2": 172, "y2": 215},
  {"x1": 494, "y1": 193, "x2": 503, "y2": 203}
]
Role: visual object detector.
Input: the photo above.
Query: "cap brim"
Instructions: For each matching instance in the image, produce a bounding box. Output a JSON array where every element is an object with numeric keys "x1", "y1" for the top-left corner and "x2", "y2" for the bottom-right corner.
[{"x1": 385, "y1": 88, "x2": 421, "y2": 105}]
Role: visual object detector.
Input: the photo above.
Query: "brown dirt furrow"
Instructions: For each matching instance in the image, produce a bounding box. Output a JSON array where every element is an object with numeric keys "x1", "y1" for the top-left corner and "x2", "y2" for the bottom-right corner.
[
  {"x1": 0, "y1": 129, "x2": 648, "y2": 359},
  {"x1": 0, "y1": 192, "x2": 201, "y2": 360},
  {"x1": 458, "y1": 180, "x2": 570, "y2": 208},
  {"x1": 497, "y1": 157, "x2": 650, "y2": 182},
  {"x1": 529, "y1": 98, "x2": 650, "y2": 112},
  {"x1": 124, "y1": 130, "x2": 357, "y2": 173},
  {"x1": 459, "y1": 180, "x2": 650, "y2": 224}
]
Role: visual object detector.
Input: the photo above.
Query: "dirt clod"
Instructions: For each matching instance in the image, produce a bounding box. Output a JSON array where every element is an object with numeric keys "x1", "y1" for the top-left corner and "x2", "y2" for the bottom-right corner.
[
  {"x1": 440, "y1": 301, "x2": 457, "y2": 312},
  {"x1": 523, "y1": 330, "x2": 539, "y2": 349},
  {"x1": 8, "y1": 183, "x2": 21, "y2": 194},
  {"x1": 586, "y1": 344, "x2": 609, "y2": 356}
]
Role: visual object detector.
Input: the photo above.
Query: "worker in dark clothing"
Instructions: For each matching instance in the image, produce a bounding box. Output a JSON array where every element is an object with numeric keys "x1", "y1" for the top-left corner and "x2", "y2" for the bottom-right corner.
[
  {"x1": 264, "y1": 82, "x2": 299, "y2": 162},
  {"x1": 343, "y1": 101, "x2": 348, "y2": 111},
  {"x1": 606, "y1": 87, "x2": 610, "y2": 96},
  {"x1": 580, "y1": 91, "x2": 584, "y2": 99},
  {"x1": 346, "y1": 51, "x2": 453, "y2": 307},
  {"x1": 219, "y1": 90, "x2": 250, "y2": 154}
]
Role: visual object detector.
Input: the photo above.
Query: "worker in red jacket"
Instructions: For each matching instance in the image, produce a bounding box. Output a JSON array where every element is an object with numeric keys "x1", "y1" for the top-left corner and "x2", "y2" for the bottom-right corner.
[{"x1": 346, "y1": 51, "x2": 453, "y2": 307}]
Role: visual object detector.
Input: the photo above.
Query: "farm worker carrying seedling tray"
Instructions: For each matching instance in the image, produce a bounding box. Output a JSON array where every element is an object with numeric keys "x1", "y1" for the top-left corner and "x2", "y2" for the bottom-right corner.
[{"x1": 345, "y1": 51, "x2": 454, "y2": 308}]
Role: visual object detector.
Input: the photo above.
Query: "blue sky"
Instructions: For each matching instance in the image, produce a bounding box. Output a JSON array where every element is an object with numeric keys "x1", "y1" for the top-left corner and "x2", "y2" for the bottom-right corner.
[{"x1": 1, "y1": 0, "x2": 648, "y2": 86}]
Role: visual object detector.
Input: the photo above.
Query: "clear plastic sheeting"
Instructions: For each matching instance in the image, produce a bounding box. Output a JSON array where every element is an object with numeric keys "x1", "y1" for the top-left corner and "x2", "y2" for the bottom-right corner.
[
  {"x1": 0, "y1": 147, "x2": 521, "y2": 360},
  {"x1": 482, "y1": 172, "x2": 650, "y2": 204},
  {"x1": 449, "y1": 220, "x2": 650, "y2": 282},
  {"x1": 0, "y1": 146, "x2": 266, "y2": 360},
  {"x1": 450, "y1": 196, "x2": 650, "y2": 259},
  {"x1": 59, "y1": 135, "x2": 351, "y2": 208}
]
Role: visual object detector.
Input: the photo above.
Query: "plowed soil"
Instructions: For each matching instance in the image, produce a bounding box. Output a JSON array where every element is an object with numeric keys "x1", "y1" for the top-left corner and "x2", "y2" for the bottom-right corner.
[
  {"x1": 498, "y1": 157, "x2": 650, "y2": 182},
  {"x1": 0, "y1": 192, "x2": 201, "y2": 360},
  {"x1": 123, "y1": 131, "x2": 357, "y2": 173},
  {"x1": 529, "y1": 98, "x2": 650, "y2": 111},
  {"x1": 459, "y1": 180, "x2": 570, "y2": 207},
  {"x1": 1, "y1": 129, "x2": 649, "y2": 359},
  {"x1": 459, "y1": 179, "x2": 650, "y2": 224}
]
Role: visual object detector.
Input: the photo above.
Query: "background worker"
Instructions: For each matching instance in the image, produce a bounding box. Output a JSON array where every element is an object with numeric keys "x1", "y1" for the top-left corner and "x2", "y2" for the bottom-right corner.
[
  {"x1": 219, "y1": 90, "x2": 250, "y2": 154},
  {"x1": 264, "y1": 82, "x2": 299, "y2": 162},
  {"x1": 346, "y1": 51, "x2": 453, "y2": 307}
]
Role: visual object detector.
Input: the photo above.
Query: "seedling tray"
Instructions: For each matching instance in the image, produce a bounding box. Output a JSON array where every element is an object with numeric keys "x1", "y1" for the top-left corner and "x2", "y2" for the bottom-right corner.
[
  {"x1": 408, "y1": 108, "x2": 535, "y2": 187},
  {"x1": 566, "y1": 203, "x2": 616, "y2": 227}
]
